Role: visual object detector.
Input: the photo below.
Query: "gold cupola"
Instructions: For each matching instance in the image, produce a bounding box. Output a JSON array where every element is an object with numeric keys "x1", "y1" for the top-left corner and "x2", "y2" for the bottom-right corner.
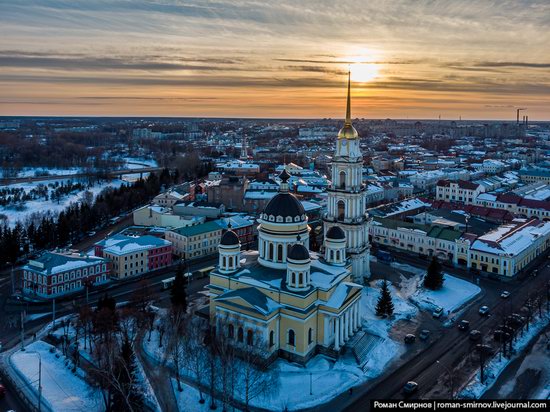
[{"x1": 337, "y1": 71, "x2": 359, "y2": 140}]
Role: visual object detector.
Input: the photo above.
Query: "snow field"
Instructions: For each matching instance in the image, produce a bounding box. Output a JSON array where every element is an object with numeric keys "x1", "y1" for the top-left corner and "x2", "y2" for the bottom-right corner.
[{"x1": 10, "y1": 341, "x2": 104, "y2": 412}]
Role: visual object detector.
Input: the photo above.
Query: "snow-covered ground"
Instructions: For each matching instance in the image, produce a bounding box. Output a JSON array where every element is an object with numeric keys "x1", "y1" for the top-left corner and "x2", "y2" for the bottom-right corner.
[
  {"x1": 460, "y1": 313, "x2": 550, "y2": 399},
  {"x1": 389, "y1": 262, "x2": 481, "y2": 316},
  {"x1": 144, "y1": 282, "x2": 417, "y2": 411},
  {"x1": 496, "y1": 330, "x2": 550, "y2": 399},
  {"x1": 10, "y1": 341, "x2": 104, "y2": 412},
  {"x1": 1, "y1": 167, "x2": 83, "y2": 179},
  {"x1": 171, "y1": 378, "x2": 241, "y2": 412},
  {"x1": 0, "y1": 178, "x2": 126, "y2": 227},
  {"x1": 411, "y1": 274, "x2": 481, "y2": 313}
]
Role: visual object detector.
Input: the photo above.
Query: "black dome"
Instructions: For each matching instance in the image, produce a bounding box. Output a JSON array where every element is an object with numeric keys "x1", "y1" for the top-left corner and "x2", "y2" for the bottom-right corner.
[
  {"x1": 263, "y1": 193, "x2": 305, "y2": 220},
  {"x1": 220, "y1": 230, "x2": 240, "y2": 246},
  {"x1": 326, "y1": 226, "x2": 346, "y2": 240},
  {"x1": 287, "y1": 243, "x2": 310, "y2": 261},
  {"x1": 279, "y1": 168, "x2": 291, "y2": 182}
]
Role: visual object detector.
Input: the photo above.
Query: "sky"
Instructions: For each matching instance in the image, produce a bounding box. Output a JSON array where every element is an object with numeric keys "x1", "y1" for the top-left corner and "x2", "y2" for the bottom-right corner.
[{"x1": 1, "y1": 0, "x2": 549, "y2": 120}]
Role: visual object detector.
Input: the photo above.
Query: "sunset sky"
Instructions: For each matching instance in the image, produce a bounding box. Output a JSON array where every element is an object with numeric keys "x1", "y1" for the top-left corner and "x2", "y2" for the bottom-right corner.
[{"x1": 1, "y1": 0, "x2": 549, "y2": 120}]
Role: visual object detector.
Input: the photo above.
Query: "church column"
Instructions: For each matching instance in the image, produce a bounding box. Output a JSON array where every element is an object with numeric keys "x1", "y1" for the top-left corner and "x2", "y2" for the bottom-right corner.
[
  {"x1": 347, "y1": 308, "x2": 352, "y2": 336},
  {"x1": 344, "y1": 311, "x2": 349, "y2": 341},
  {"x1": 334, "y1": 317, "x2": 340, "y2": 351},
  {"x1": 339, "y1": 314, "x2": 345, "y2": 345},
  {"x1": 354, "y1": 303, "x2": 359, "y2": 331}
]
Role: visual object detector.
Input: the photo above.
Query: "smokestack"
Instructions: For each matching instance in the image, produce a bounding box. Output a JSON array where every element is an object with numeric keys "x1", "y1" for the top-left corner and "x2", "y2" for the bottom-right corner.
[
  {"x1": 526, "y1": 116, "x2": 528, "y2": 126},
  {"x1": 517, "y1": 109, "x2": 520, "y2": 124}
]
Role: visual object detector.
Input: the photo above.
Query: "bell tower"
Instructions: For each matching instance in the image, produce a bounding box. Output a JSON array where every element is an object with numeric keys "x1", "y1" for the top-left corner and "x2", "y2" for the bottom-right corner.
[{"x1": 323, "y1": 72, "x2": 370, "y2": 283}]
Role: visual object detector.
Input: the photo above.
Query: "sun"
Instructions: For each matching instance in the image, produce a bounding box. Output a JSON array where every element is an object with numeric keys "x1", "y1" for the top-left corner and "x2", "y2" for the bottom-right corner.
[{"x1": 350, "y1": 63, "x2": 379, "y2": 83}]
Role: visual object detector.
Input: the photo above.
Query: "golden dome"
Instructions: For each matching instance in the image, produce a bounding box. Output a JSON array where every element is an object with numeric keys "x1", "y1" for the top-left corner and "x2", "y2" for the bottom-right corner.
[{"x1": 338, "y1": 123, "x2": 358, "y2": 139}]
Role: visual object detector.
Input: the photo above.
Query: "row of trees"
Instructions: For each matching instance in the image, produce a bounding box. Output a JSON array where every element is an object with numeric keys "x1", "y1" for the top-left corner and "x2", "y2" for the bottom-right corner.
[{"x1": 0, "y1": 170, "x2": 174, "y2": 267}]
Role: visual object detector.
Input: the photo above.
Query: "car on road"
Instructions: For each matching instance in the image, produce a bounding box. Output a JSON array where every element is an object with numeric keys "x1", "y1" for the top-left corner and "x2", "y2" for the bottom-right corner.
[
  {"x1": 419, "y1": 329, "x2": 430, "y2": 341},
  {"x1": 0, "y1": 383, "x2": 6, "y2": 398},
  {"x1": 469, "y1": 330, "x2": 481, "y2": 341},
  {"x1": 479, "y1": 305, "x2": 490, "y2": 316},
  {"x1": 403, "y1": 381, "x2": 418, "y2": 395},
  {"x1": 404, "y1": 334, "x2": 416, "y2": 344},
  {"x1": 500, "y1": 291, "x2": 510, "y2": 299},
  {"x1": 475, "y1": 344, "x2": 494, "y2": 355},
  {"x1": 432, "y1": 306, "x2": 444, "y2": 318},
  {"x1": 458, "y1": 320, "x2": 470, "y2": 331},
  {"x1": 87, "y1": 231, "x2": 96, "y2": 237}
]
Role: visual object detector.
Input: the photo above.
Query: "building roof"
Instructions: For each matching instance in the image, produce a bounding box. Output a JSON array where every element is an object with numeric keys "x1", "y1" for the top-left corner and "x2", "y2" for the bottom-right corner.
[
  {"x1": 25, "y1": 252, "x2": 107, "y2": 276},
  {"x1": 426, "y1": 226, "x2": 462, "y2": 242},
  {"x1": 220, "y1": 230, "x2": 240, "y2": 246},
  {"x1": 103, "y1": 235, "x2": 170, "y2": 256},
  {"x1": 262, "y1": 192, "x2": 306, "y2": 221},
  {"x1": 214, "y1": 287, "x2": 281, "y2": 316},
  {"x1": 287, "y1": 243, "x2": 310, "y2": 261},
  {"x1": 437, "y1": 179, "x2": 480, "y2": 190},
  {"x1": 170, "y1": 220, "x2": 222, "y2": 237},
  {"x1": 326, "y1": 225, "x2": 346, "y2": 240}
]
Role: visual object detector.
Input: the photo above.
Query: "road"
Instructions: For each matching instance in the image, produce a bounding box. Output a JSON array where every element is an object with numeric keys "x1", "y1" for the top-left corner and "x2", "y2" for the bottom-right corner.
[
  {"x1": 0, "y1": 166, "x2": 164, "y2": 185},
  {"x1": 317, "y1": 253, "x2": 550, "y2": 412}
]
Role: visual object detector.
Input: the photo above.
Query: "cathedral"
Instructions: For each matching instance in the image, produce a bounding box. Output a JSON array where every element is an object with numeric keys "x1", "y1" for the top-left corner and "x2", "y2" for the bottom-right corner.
[{"x1": 208, "y1": 75, "x2": 370, "y2": 364}]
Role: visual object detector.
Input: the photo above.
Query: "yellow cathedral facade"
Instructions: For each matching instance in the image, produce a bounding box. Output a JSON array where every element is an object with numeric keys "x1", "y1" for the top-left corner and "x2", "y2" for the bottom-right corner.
[{"x1": 208, "y1": 76, "x2": 368, "y2": 364}]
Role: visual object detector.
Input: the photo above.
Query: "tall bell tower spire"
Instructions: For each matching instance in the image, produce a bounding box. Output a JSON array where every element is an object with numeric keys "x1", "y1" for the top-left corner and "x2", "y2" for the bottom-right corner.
[
  {"x1": 323, "y1": 73, "x2": 371, "y2": 284},
  {"x1": 345, "y1": 70, "x2": 352, "y2": 125}
]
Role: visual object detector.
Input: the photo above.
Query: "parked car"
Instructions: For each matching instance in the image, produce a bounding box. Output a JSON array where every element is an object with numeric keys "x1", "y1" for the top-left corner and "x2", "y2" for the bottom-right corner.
[
  {"x1": 432, "y1": 306, "x2": 444, "y2": 318},
  {"x1": 0, "y1": 383, "x2": 6, "y2": 398},
  {"x1": 403, "y1": 381, "x2": 418, "y2": 395},
  {"x1": 500, "y1": 291, "x2": 510, "y2": 299},
  {"x1": 469, "y1": 330, "x2": 481, "y2": 341},
  {"x1": 404, "y1": 334, "x2": 416, "y2": 344},
  {"x1": 458, "y1": 320, "x2": 470, "y2": 331},
  {"x1": 419, "y1": 329, "x2": 430, "y2": 341},
  {"x1": 479, "y1": 305, "x2": 490, "y2": 316},
  {"x1": 475, "y1": 344, "x2": 494, "y2": 355}
]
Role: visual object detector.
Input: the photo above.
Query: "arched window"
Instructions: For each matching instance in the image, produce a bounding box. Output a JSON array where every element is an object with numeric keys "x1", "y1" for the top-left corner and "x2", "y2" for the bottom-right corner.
[
  {"x1": 336, "y1": 250, "x2": 340, "y2": 261},
  {"x1": 277, "y1": 244, "x2": 283, "y2": 262},
  {"x1": 269, "y1": 330, "x2": 275, "y2": 347},
  {"x1": 339, "y1": 171, "x2": 346, "y2": 189},
  {"x1": 237, "y1": 327, "x2": 244, "y2": 343},
  {"x1": 268, "y1": 243, "x2": 274, "y2": 260},
  {"x1": 298, "y1": 272, "x2": 303, "y2": 285},
  {"x1": 222, "y1": 256, "x2": 227, "y2": 267},
  {"x1": 228, "y1": 256, "x2": 233, "y2": 267},
  {"x1": 291, "y1": 272, "x2": 296, "y2": 285},
  {"x1": 288, "y1": 329, "x2": 295, "y2": 346},
  {"x1": 338, "y1": 201, "x2": 346, "y2": 220},
  {"x1": 228, "y1": 324, "x2": 234, "y2": 339},
  {"x1": 330, "y1": 250, "x2": 334, "y2": 261},
  {"x1": 246, "y1": 330, "x2": 253, "y2": 346},
  {"x1": 308, "y1": 328, "x2": 313, "y2": 344}
]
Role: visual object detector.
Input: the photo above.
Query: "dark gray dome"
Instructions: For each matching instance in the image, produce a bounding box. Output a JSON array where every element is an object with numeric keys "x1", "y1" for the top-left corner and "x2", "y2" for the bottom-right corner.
[
  {"x1": 263, "y1": 193, "x2": 305, "y2": 220},
  {"x1": 287, "y1": 243, "x2": 310, "y2": 261},
  {"x1": 279, "y1": 168, "x2": 291, "y2": 182},
  {"x1": 220, "y1": 230, "x2": 240, "y2": 246},
  {"x1": 326, "y1": 226, "x2": 345, "y2": 240}
]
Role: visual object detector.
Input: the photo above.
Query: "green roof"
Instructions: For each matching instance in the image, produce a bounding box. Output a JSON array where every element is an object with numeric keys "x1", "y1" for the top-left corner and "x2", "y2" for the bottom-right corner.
[
  {"x1": 426, "y1": 226, "x2": 462, "y2": 241},
  {"x1": 372, "y1": 217, "x2": 428, "y2": 231},
  {"x1": 171, "y1": 220, "x2": 222, "y2": 237}
]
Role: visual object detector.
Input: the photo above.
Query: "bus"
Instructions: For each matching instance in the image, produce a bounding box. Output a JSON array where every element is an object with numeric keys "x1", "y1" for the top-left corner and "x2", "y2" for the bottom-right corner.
[
  {"x1": 194, "y1": 266, "x2": 216, "y2": 279},
  {"x1": 162, "y1": 277, "x2": 175, "y2": 290}
]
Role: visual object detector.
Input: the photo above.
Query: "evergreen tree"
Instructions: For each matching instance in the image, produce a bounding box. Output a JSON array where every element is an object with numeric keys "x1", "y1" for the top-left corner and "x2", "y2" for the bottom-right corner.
[
  {"x1": 170, "y1": 264, "x2": 188, "y2": 313},
  {"x1": 111, "y1": 336, "x2": 144, "y2": 412},
  {"x1": 375, "y1": 279, "x2": 394, "y2": 317},
  {"x1": 424, "y1": 257, "x2": 444, "y2": 290}
]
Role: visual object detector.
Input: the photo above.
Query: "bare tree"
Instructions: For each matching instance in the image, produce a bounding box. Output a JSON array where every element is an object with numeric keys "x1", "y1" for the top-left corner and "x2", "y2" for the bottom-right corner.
[
  {"x1": 182, "y1": 316, "x2": 208, "y2": 404},
  {"x1": 166, "y1": 310, "x2": 188, "y2": 392}
]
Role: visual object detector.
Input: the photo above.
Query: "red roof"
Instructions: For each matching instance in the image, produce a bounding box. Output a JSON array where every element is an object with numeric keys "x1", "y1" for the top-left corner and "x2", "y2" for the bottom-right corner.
[{"x1": 436, "y1": 179, "x2": 479, "y2": 190}]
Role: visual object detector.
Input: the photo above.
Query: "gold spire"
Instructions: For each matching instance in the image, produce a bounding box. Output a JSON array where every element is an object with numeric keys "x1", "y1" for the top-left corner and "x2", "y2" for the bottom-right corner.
[
  {"x1": 345, "y1": 70, "x2": 351, "y2": 125},
  {"x1": 338, "y1": 70, "x2": 358, "y2": 139}
]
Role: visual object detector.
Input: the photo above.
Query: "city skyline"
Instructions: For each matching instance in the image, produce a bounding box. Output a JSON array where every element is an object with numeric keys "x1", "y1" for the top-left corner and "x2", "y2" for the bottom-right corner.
[{"x1": 1, "y1": 0, "x2": 550, "y2": 120}]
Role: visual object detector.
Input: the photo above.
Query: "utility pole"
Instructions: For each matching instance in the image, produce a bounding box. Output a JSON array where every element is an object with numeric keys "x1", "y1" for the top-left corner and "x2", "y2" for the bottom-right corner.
[
  {"x1": 20, "y1": 311, "x2": 25, "y2": 351},
  {"x1": 52, "y1": 298, "x2": 56, "y2": 330},
  {"x1": 38, "y1": 354, "x2": 42, "y2": 412}
]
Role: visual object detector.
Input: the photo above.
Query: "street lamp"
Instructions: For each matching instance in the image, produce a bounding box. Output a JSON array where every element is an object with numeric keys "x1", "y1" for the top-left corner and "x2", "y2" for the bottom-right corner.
[
  {"x1": 25, "y1": 351, "x2": 43, "y2": 412},
  {"x1": 436, "y1": 360, "x2": 455, "y2": 399}
]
